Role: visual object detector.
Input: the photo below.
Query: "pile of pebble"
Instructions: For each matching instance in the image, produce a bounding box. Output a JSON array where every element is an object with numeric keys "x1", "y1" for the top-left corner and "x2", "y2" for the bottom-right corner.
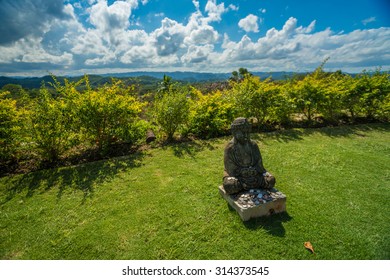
[{"x1": 233, "y1": 189, "x2": 284, "y2": 208}]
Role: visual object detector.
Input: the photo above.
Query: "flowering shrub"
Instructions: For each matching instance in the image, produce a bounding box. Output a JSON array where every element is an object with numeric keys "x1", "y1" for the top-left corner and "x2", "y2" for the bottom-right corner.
[
  {"x1": 0, "y1": 92, "x2": 20, "y2": 162},
  {"x1": 152, "y1": 84, "x2": 189, "y2": 141},
  {"x1": 76, "y1": 79, "x2": 146, "y2": 152},
  {"x1": 186, "y1": 88, "x2": 236, "y2": 138}
]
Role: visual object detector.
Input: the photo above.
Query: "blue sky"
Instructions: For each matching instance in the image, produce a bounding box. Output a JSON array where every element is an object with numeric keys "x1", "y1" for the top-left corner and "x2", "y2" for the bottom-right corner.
[{"x1": 0, "y1": 0, "x2": 389, "y2": 76}]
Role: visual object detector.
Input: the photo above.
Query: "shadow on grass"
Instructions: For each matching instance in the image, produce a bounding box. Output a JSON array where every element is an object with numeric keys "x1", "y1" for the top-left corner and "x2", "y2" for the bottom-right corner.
[
  {"x1": 252, "y1": 123, "x2": 389, "y2": 143},
  {"x1": 227, "y1": 204, "x2": 292, "y2": 237},
  {"x1": 162, "y1": 140, "x2": 217, "y2": 158},
  {"x1": 243, "y1": 212, "x2": 293, "y2": 237},
  {"x1": 1, "y1": 151, "x2": 146, "y2": 205}
]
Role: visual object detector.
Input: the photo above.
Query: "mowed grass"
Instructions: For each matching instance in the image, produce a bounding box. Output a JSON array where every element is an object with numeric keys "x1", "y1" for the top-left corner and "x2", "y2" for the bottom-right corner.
[{"x1": 0, "y1": 124, "x2": 389, "y2": 260}]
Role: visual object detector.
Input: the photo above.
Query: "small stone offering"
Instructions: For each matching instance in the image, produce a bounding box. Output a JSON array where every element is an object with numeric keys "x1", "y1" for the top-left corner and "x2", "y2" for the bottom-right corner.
[{"x1": 219, "y1": 186, "x2": 286, "y2": 221}]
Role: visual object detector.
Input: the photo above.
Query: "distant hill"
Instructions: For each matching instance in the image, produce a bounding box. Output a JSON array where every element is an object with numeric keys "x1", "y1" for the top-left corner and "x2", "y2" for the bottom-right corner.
[
  {"x1": 0, "y1": 75, "x2": 160, "y2": 89},
  {"x1": 0, "y1": 71, "x2": 299, "y2": 89},
  {"x1": 104, "y1": 71, "x2": 298, "y2": 82},
  {"x1": 102, "y1": 71, "x2": 232, "y2": 82},
  {"x1": 0, "y1": 75, "x2": 56, "y2": 89}
]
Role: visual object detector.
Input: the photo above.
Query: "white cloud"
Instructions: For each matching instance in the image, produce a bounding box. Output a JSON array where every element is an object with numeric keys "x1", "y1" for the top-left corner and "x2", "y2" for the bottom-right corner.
[
  {"x1": 214, "y1": 17, "x2": 390, "y2": 72},
  {"x1": 73, "y1": 2, "x2": 82, "y2": 9},
  {"x1": 205, "y1": 0, "x2": 228, "y2": 22},
  {"x1": 264, "y1": 17, "x2": 298, "y2": 40},
  {"x1": 150, "y1": 3, "x2": 222, "y2": 58},
  {"x1": 362, "y1": 16, "x2": 376, "y2": 25},
  {"x1": 0, "y1": 3, "x2": 80, "y2": 67},
  {"x1": 181, "y1": 44, "x2": 214, "y2": 63},
  {"x1": 223, "y1": 35, "x2": 257, "y2": 61},
  {"x1": 88, "y1": 0, "x2": 137, "y2": 31},
  {"x1": 238, "y1": 14, "x2": 259, "y2": 33},
  {"x1": 85, "y1": 52, "x2": 116, "y2": 66},
  {"x1": 0, "y1": 36, "x2": 73, "y2": 66},
  {"x1": 69, "y1": 0, "x2": 145, "y2": 67},
  {"x1": 151, "y1": 53, "x2": 180, "y2": 67},
  {"x1": 0, "y1": 1, "x2": 389, "y2": 75},
  {"x1": 192, "y1": 0, "x2": 200, "y2": 11},
  {"x1": 151, "y1": 18, "x2": 186, "y2": 56},
  {"x1": 297, "y1": 20, "x2": 316, "y2": 33},
  {"x1": 0, "y1": 0, "x2": 69, "y2": 45},
  {"x1": 121, "y1": 44, "x2": 154, "y2": 64},
  {"x1": 229, "y1": 4, "x2": 239, "y2": 11},
  {"x1": 185, "y1": 24, "x2": 219, "y2": 45}
]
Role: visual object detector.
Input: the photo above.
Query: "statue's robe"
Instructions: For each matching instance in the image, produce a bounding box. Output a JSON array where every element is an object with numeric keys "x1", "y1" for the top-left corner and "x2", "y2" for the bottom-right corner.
[{"x1": 223, "y1": 139, "x2": 272, "y2": 194}]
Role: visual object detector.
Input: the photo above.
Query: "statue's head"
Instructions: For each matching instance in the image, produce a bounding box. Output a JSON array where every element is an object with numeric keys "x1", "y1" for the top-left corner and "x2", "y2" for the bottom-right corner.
[{"x1": 231, "y1": 117, "x2": 251, "y2": 144}]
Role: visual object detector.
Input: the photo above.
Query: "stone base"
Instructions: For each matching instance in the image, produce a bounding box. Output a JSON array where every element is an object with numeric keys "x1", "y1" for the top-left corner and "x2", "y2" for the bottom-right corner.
[{"x1": 219, "y1": 185, "x2": 287, "y2": 221}]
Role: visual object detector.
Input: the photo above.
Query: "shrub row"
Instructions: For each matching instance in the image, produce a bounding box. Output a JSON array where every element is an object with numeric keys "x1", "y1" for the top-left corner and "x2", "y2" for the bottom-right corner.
[
  {"x1": 152, "y1": 67, "x2": 389, "y2": 140},
  {"x1": 1, "y1": 67, "x2": 389, "y2": 173},
  {"x1": 1, "y1": 77, "x2": 147, "y2": 172}
]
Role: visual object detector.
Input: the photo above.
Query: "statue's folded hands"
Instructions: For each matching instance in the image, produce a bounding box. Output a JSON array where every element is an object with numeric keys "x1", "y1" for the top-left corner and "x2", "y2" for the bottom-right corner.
[{"x1": 222, "y1": 117, "x2": 275, "y2": 194}]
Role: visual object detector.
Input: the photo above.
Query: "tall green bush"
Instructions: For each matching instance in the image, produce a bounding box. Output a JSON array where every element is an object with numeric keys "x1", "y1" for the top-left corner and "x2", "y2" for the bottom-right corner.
[
  {"x1": 76, "y1": 78, "x2": 146, "y2": 152},
  {"x1": 270, "y1": 82, "x2": 295, "y2": 125},
  {"x1": 0, "y1": 92, "x2": 20, "y2": 162},
  {"x1": 230, "y1": 75, "x2": 293, "y2": 127},
  {"x1": 186, "y1": 88, "x2": 235, "y2": 138},
  {"x1": 317, "y1": 72, "x2": 346, "y2": 122},
  {"x1": 363, "y1": 70, "x2": 390, "y2": 120},
  {"x1": 345, "y1": 70, "x2": 390, "y2": 121},
  {"x1": 292, "y1": 74, "x2": 324, "y2": 122},
  {"x1": 152, "y1": 83, "x2": 189, "y2": 141},
  {"x1": 231, "y1": 76, "x2": 267, "y2": 125},
  {"x1": 341, "y1": 75, "x2": 364, "y2": 121},
  {"x1": 30, "y1": 87, "x2": 73, "y2": 162}
]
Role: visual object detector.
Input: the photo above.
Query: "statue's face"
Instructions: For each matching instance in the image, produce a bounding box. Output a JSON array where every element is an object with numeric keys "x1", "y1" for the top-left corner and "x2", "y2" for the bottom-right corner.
[{"x1": 233, "y1": 129, "x2": 250, "y2": 144}]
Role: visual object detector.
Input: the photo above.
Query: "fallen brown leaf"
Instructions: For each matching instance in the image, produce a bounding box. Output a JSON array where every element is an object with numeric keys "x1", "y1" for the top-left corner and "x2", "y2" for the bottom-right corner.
[{"x1": 304, "y1": 241, "x2": 315, "y2": 254}]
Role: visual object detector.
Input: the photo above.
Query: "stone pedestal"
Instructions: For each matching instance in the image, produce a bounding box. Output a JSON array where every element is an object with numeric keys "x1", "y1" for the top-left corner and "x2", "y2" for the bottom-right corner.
[{"x1": 219, "y1": 185, "x2": 286, "y2": 221}]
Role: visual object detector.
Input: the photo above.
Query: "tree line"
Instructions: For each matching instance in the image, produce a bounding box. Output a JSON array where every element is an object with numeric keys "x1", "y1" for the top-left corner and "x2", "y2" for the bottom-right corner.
[{"x1": 1, "y1": 64, "x2": 389, "y2": 174}]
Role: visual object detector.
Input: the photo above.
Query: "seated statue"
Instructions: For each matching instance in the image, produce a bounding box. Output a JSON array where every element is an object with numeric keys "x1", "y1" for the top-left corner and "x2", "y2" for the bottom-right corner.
[{"x1": 223, "y1": 117, "x2": 275, "y2": 194}]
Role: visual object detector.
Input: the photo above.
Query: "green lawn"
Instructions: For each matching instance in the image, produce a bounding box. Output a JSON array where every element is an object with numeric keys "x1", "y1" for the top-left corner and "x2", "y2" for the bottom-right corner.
[{"x1": 1, "y1": 124, "x2": 389, "y2": 260}]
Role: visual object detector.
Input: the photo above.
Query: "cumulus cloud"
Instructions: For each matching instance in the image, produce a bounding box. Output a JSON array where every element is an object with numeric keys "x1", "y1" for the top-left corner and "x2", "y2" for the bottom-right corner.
[
  {"x1": 66, "y1": 0, "x2": 223, "y2": 70},
  {"x1": 152, "y1": 18, "x2": 186, "y2": 56},
  {"x1": 0, "y1": 0, "x2": 147, "y2": 72},
  {"x1": 297, "y1": 20, "x2": 316, "y2": 33},
  {"x1": 181, "y1": 44, "x2": 214, "y2": 64},
  {"x1": 45, "y1": 4, "x2": 85, "y2": 47},
  {"x1": 218, "y1": 17, "x2": 390, "y2": 72},
  {"x1": 238, "y1": 14, "x2": 260, "y2": 33},
  {"x1": 88, "y1": 0, "x2": 138, "y2": 31},
  {"x1": 71, "y1": 0, "x2": 144, "y2": 67},
  {"x1": 192, "y1": 0, "x2": 200, "y2": 11},
  {"x1": 0, "y1": 2, "x2": 78, "y2": 70},
  {"x1": 220, "y1": 18, "x2": 308, "y2": 64},
  {"x1": 149, "y1": 3, "x2": 221, "y2": 58},
  {"x1": 0, "y1": 36, "x2": 73, "y2": 66},
  {"x1": 0, "y1": 0, "x2": 69, "y2": 45},
  {"x1": 185, "y1": 24, "x2": 219, "y2": 45},
  {"x1": 0, "y1": 0, "x2": 389, "y2": 75},
  {"x1": 121, "y1": 43, "x2": 154, "y2": 65},
  {"x1": 205, "y1": 0, "x2": 227, "y2": 22},
  {"x1": 229, "y1": 4, "x2": 239, "y2": 11}
]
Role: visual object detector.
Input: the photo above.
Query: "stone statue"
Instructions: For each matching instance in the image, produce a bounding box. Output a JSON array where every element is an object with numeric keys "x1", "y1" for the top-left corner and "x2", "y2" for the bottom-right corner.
[{"x1": 223, "y1": 117, "x2": 275, "y2": 194}]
